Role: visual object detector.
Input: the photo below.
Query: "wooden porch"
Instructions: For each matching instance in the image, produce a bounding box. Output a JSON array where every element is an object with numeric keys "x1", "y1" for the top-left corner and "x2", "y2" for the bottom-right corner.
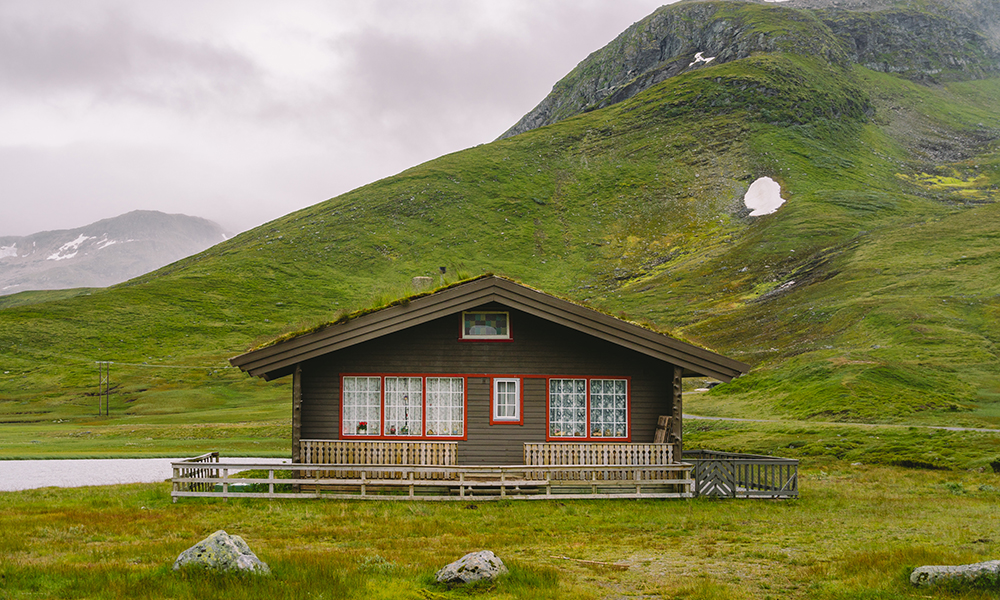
[{"x1": 171, "y1": 441, "x2": 694, "y2": 501}]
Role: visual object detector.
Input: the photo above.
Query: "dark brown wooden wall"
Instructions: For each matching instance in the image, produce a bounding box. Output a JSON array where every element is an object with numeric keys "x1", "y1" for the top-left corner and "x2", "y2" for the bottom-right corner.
[{"x1": 299, "y1": 303, "x2": 676, "y2": 465}]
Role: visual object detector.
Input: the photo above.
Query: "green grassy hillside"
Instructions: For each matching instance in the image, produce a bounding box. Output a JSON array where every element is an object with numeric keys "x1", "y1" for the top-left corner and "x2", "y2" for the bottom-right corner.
[{"x1": 1, "y1": 1, "x2": 999, "y2": 459}]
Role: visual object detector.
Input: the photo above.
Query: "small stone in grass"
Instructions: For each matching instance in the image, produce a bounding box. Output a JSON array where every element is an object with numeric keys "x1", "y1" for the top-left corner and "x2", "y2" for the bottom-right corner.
[
  {"x1": 435, "y1": 550, "x2": 508, "y2": 584},
  {"x1": 173, "y1": 530, "x2": 270, "y2": 575}
]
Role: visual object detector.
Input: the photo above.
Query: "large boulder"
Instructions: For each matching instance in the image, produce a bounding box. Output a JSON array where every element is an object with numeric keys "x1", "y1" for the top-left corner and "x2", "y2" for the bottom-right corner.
[
  {"x1": 435, "y1": 550, "x2": 508, "y2": 584},
  {"x1": 911, "y1": 560, "x2": 1000, "y2": 586},
  {"x1": 173, "y1": 530, "x2": 271, "y2": 575}
]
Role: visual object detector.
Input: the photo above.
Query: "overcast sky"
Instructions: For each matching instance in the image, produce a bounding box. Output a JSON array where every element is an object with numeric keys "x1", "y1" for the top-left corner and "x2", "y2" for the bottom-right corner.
[{"x1": 0, "y1": 0, "x2": 678, "y2": 237}]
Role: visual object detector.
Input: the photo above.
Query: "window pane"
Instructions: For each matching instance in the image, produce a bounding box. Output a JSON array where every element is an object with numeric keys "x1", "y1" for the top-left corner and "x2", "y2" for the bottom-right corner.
[
  {"x1": 426, "y1": 377, "x2": 464, "y2": 436},
  {"x1": 495, "y1": 379, "x2": 518, "y2": 419},
  {"x1": 463, "y1": 312, "x2": 509, "y2": 338},
  {"x1": 590, "y1": 379, "x2": 627, "y2": 438},
  {"x1": 342, "y1": 376, "x2": 381, "y2": 436},
  {"x1": 385, "y1": 377, "x2": 422, "y2": 436},
  {"x1": 549, "y1": 378, "x2": 586, "y2": 437}
]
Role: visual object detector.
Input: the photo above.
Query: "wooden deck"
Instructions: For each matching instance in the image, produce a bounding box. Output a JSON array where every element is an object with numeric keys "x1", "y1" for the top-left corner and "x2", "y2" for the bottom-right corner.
[
  {"x1": 172, "y1": 441, "x2": 693, "y2": 501},
  {"x1": 171, "y1": 454, "x2": 693, "y2": 501},
  {"x1": 170, "y1": 444, "x2": 797, "y2": 502}
]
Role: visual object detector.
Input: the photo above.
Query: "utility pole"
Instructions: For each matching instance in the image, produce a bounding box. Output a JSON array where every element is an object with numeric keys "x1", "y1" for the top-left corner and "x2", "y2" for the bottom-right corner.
[{"x1": 97, "y1": 361, "x2": 110, "y2": 416}]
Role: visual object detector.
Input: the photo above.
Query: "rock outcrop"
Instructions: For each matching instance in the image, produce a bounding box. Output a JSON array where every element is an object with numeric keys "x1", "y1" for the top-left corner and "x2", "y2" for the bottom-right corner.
[
  {"x1": 499, "y1": 0, "x2": 1000, "y2": 140},
  {"x1": 824, "y1": 9, "x2": 1000, "y2": 82}
]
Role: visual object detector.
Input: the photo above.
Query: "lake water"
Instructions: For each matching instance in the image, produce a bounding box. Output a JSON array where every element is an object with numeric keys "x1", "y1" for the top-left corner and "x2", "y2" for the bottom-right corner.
[{"x1": 0, "y1": 457, "x2": 290, "y2": 492}]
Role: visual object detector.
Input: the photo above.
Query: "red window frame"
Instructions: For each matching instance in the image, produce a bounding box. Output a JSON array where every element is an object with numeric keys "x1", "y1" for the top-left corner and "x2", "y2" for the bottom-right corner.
[
  {"x1": 545, "y1": 376, "x2": 631, "y2": 442},
  {"x1": 339, "y1": 373, "x2": 469, "y2": 441},
  {"x1": 336, "y1": 373, "x2": 631, "y2": 441},
  {"x1": 458, "y1": 311, "x2": 514, "y2": 342}
]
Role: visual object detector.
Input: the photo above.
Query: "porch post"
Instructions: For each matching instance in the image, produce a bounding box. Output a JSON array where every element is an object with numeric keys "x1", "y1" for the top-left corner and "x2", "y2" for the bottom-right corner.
[
  {"x1": 671, "y1": 365, "x2": 683, "y2": 458},
  {"x1": 292, "y1": 364, "x2": 302, "y2": 464}
]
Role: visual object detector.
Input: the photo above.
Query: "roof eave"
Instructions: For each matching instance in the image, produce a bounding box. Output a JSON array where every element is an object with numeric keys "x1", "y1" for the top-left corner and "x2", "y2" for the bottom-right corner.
[{"x1": 230, "y1": 276, "x2": 751, "y2": 381}]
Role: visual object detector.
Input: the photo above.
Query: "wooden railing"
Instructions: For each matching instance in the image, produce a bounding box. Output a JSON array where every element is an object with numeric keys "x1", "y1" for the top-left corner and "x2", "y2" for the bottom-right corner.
[
  {"x1": 171, "y1": 445, "x2": 801, "y2": 501},
  {"x1": 524, "y1": 443, "x2": 678, "y2": 480},
  {"x1": 171, "y1": 451, "x2": 219, "y2": 494},
  {"x1": 170, "y1": 459, "x2": 694, "y2": 501},
  {"x1": 301, "y1": 439, "x2": 457, "y2": 466},
  {"x1": 684, "y1": 450, "x2": 798, "y2": 499},
  {"x1": 300, "y1": 439, "x2": 457, "y2": 479}
]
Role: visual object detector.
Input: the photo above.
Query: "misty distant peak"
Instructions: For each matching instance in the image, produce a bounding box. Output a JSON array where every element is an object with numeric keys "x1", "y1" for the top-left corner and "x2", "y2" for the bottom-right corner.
[{"x1": 0, "y1": 210, "x2": 228, "y2": 295}]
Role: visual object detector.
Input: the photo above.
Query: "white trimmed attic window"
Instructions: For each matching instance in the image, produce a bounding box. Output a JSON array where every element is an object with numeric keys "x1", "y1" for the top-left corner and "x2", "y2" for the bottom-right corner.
[{"x1": 461, "y1": 311, "x2": 510, "y2": 340}]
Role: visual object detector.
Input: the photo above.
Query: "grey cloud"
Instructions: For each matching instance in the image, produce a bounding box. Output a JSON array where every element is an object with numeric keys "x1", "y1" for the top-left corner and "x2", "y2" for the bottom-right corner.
[
  {"x1": 334, "y1": 0, "x2": 670, "y2": 147},
  {"x1": 1, "y1": 1, "x2": 674, "y2": 237},
  {"x1": 0, "y1": 8, "x2": 263, "y2": 112}
]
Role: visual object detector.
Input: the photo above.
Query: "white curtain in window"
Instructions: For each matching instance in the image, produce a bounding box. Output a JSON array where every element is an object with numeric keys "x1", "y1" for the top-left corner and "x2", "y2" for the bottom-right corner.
[
  {"x1": 426, "y1": 377, "x2": 464, "y2": 436},
  {"x1": 342, "y1": 376, "x2": 381, "y2": 435},
  {"x1": 385, "y1": 377, "x2": 422, "y2": 436}
]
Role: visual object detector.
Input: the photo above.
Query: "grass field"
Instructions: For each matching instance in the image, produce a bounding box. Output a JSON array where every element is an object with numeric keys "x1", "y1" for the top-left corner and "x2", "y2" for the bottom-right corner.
[{"x1": 1, "y1": 461, "x2": 999, "y2": 599}]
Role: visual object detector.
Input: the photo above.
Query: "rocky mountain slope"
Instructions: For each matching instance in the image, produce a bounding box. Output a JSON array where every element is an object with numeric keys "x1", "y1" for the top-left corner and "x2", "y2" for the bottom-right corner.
[
  {"x1": 500, "y1": 0, "x2": 1000, "y2": 139},
  {"x1": 0, "y1": 211, "x2": 227, "y2": 295}
]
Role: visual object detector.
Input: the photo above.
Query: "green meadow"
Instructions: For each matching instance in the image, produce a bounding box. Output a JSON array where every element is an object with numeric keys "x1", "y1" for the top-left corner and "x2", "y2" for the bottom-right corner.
[{"x1": 2, "y1": 462, "x2": 999, "y2": 599}]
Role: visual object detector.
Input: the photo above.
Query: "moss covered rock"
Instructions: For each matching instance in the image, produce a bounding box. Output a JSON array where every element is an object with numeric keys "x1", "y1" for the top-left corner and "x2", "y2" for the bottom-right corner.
[
  {"x1": 173, "y1": 530, "x2": 270, "y2": 575},
  {"x1": 435, "y1": 550, "x2": 508, "y2": 584}
]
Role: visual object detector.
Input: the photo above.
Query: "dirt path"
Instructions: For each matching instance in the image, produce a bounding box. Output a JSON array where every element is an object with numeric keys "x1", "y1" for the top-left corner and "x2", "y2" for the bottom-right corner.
[{"x1": 683, "y1": 413, "x2": 1000, "y2": 433}]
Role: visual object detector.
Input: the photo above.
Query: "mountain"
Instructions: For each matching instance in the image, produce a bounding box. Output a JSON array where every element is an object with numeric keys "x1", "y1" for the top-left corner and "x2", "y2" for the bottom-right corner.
[
  {"x1": 0, "y1": 0, "x2": 998, "y2": 435},
  {"x1": 500, "y1": 0, "x2": 1000, "y2": 139},
  {"x1": 0, "y1": 211, "x2": 228, "y2": 296}
]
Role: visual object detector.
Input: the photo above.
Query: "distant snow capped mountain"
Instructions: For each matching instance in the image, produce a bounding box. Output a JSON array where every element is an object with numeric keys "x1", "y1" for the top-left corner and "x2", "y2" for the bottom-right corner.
[{"x1": 0, "y1": 210, "x2": 228, "y2": 295}]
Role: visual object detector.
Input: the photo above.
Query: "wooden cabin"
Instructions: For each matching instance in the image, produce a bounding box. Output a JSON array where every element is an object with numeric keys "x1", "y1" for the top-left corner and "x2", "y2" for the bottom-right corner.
[{"x1": 226, "y1": 276, "x2": 750, "y2": 498}]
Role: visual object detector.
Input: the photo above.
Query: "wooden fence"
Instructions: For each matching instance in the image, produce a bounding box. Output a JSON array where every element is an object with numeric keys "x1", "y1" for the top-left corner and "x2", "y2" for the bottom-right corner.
[
  {"x1": 170, "y1": 445, "x2": 796, "y2": 502},
  {"x1": 170, "y1": 459, "x2": 694, "y2": 501},
  {"x1": 684, "y1": 450, "x2": 798, "y2": 499},
  {"x1": 301, "y1": 440, "x2": 457, "y2": 467},
  {"x1": 300, "y1": 440, "x2": 456, "y2": 479},
  {"x1": 170, "y1": 451, "x2": 219, "y2": 494},
  {"x1": 524, "y1": 443, "x2": 677, "y2": 480}
]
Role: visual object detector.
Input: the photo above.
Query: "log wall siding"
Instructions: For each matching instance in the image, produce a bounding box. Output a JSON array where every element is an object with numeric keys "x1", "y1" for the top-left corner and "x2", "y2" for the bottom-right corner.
[{"x1": 299, "y1": 305, "x2": 676, "y2": 465}]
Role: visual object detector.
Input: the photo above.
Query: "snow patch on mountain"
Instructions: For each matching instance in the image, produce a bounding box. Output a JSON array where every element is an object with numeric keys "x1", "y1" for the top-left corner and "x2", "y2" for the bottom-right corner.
[
  {"x1": 95, "y1": 235, "x2": 135, "y2": 250},
  {"x1": 0, "y1": 244, "x2": 16, "y2": 259},
  {"x1": 744, "y1": 177, "x2": 785, "y2": 216},
  {"x1": 47, "y1": 235, "x2": 93, "y2": 261},
  {"x1": 689, "y1": 52, "x2": 716, "y2": 67}
]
